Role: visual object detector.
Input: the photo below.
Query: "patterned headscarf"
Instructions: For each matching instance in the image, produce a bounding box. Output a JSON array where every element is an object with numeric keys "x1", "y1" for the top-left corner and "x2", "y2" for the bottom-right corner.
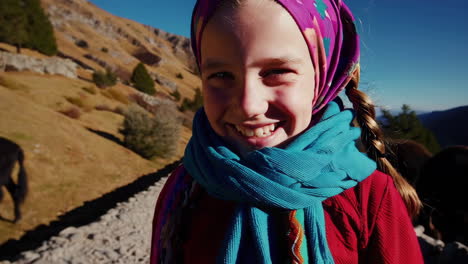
[{"x1": 191, "y1": 0, "x2": 360, "y2": 114}]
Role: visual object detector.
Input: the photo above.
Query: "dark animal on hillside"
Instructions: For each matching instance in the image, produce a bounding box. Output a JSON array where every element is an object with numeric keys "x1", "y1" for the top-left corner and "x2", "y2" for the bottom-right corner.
[
  {"x1": 386, "y1": 139, "x2": 433, "y2": 186},
  {"x1": 0, "y1": 137, "x2": 28, "y2": 223},
  {"x1": 417, "y1": 146, "x2": 468, "y2": 245}
]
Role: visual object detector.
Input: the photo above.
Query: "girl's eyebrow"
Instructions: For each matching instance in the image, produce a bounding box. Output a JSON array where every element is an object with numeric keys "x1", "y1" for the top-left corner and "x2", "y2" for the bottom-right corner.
[
  {"x1": 251, "y1": 57, "x2": 304, "y2": 67},
  {"x1": 201, "y1": 59, "x2": 230, "y2": 72},
  {"x1": 202, "y1": 56, "x2": 304, "y2": 72}
]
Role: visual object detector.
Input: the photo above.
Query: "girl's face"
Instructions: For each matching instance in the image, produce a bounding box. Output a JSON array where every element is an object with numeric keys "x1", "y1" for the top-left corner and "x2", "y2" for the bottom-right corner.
[{"x1": 200, "y1": 0, "x2": 315, "y2": 154}]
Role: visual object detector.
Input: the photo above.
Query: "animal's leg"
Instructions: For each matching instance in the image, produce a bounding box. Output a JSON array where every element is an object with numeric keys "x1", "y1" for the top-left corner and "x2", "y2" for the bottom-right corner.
[
  {"x1": 0, "y1": 159, "x2": 15, "y2": 186},
  {"x1": 5, "y1": 178, "x2": 21, "y2": 222},
  {"x1": 0, "y1": 164, "x2": 13, "y2": 217},
  {"x1": 0, "y1": 188, "x2": 3, "y2": 220}
]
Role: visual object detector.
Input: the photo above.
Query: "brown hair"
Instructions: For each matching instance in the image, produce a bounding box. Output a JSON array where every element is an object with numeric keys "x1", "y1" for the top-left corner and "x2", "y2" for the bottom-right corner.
[{"x1": 345, "y1": 65, "x2": 422, "y2": 219}]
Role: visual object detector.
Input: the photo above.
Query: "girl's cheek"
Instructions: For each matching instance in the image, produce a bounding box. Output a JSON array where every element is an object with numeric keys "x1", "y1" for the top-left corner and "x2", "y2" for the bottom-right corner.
[
  {"x1": 273, "y1": 83, "x2": 298, "y2": 100},
  {"x1": 204, "y1": 82, "x2": 235, "y2": 101},
  {"x1": 275, "y1": 84, "x2": 313, "y2": 110}
]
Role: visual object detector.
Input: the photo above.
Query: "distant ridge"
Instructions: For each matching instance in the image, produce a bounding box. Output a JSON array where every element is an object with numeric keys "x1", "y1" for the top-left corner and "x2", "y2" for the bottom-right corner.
[{"x1": 418, "y1": 105, "x2": 468, "y2": 147}]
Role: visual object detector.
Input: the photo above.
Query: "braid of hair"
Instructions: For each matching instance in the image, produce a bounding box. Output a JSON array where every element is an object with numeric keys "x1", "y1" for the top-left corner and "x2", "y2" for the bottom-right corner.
[{"x1": 344, "y1": 65, "x2": 422, "y2": 219}]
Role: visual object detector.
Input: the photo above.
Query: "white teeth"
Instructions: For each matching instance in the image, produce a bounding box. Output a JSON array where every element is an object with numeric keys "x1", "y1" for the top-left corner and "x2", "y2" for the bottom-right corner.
[
  {"x1": 254, "y1": 128, "x2": 263, "y2": 137},
  {"x1": 234, "y1": 124, "x2": 277, "y2": 138},
  {"x1": 269, "y1": 124, "x2": 275, "y2": 132}
]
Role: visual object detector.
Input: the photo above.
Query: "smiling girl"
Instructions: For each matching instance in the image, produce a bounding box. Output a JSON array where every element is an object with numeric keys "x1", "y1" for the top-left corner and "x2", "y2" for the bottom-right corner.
[{"x1": 150, "y1": 0, "x2": 424, "y2": 263}]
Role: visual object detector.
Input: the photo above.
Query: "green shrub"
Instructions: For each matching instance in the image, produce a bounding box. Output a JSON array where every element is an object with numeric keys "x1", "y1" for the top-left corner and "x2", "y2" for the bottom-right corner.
[
  {"x1": 101, "y1": 47, "x2": 108, "y2": 53},
  {"x1": 121, "y1": 104, "x2": 181, "y2": 159},
  {"x1": 176, "y1": 72, "x2": 183, "y2": 79},
  {"x1": 131, "y1": 63, "x2": 155, "y2": 95},
  {"x1": 170, "y1": 89, "x2": 181, "y2": 101},
  {"x1": 93, "y1": 68, "x2": 117, "y2": 88},
  {"x1": 180, "y1": 88, "x2": 203, "y2": 112}
]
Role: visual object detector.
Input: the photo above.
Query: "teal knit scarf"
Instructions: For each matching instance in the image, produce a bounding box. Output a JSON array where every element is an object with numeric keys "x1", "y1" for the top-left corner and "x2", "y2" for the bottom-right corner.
[{"x1": 184, "y1": 102, "x2": 377, "y2": 263}]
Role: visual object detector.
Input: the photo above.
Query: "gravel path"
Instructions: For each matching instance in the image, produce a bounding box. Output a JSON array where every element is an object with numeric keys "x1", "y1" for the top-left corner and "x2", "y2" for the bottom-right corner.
[{"x1": 1, "y1": 178, "x2": 167, "y2": 264}]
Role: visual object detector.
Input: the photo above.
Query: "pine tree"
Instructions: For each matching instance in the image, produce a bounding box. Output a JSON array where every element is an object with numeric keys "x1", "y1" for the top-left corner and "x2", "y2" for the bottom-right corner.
[
  {"x1": 131, "y1": 63, "x2": 155, "y2": 95},
  {"x1": 381, "y1": 104, "x2": 440, "y2": 153},
  {"x1": 24, "y1": 0, "x2": 58, "y2": 55},
  {"x1": 0, "y1": 0, "x2": 57, "y2": 55},
  {"x1": 0, "y1": 0, "x2": 28, "y2": 53}
]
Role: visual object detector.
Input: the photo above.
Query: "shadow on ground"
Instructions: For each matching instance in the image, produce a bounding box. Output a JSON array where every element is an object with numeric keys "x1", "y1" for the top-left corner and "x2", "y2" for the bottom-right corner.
[
  {"x1": 86, "y1": 128, "x2": 125, "y2": 147},
  {"x1": 0, "y1": 159, "x2": 181, "y2": 261}
]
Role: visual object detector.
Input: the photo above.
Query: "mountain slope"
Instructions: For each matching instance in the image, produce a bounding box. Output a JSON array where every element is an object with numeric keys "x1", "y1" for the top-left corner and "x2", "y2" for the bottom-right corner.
[
  {"x1": 0, "y1": 77, "x2": 159, "y2": 244},
  {"x1": 42, "y1": 0, "x2": 200, "y2": 98},
  {"x1": 419, "y1": 106, "x2": 468, "y2": 147},
  {"x1": 0, "y1": 0, "x2": 197, "y2": 245}
]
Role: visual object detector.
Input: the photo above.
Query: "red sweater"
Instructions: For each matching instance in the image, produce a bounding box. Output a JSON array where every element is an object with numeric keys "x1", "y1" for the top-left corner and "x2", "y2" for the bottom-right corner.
[{"x1": 150, "y1": 168, "x2": 423, "y2": 263}]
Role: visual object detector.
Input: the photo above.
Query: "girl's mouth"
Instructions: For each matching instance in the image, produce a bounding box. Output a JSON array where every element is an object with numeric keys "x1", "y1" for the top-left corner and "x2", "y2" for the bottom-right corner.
[
  {"x1": 224, "y1": 121, "x2": 287, "y2": 151},
  {"x1": 233, "y1": 123, "x2": 280, "y2": 138}
]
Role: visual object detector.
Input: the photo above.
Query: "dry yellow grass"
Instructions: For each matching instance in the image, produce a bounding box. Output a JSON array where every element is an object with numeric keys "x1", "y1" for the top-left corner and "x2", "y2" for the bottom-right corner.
[
  {"x1": 0, "y1": 71, "x2": 190, "y2": 244},
  {"x1": 0, "y1": 43, "x2": 50, "y2": 59}
]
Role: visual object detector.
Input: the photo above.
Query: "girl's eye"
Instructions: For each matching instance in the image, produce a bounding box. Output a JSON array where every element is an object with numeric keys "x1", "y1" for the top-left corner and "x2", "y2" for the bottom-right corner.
[
  {"x1": 261, "y1": 68, "x2": 292, "y2": 77},
  {"x1": 260, "y1": 69, "x2": 296, "y2": 85},
  {"x1": 207, "y1": 72, "x2": 234, "y2": 80}
]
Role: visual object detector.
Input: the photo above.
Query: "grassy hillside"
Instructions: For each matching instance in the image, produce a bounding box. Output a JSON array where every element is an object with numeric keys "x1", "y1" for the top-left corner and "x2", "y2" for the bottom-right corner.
[
  {"x1": 0, "y1": 71, "x2": 191, "y2": 244},
  {"x1": 0, "y1": 0, "x2": 198, "y2": 245}
]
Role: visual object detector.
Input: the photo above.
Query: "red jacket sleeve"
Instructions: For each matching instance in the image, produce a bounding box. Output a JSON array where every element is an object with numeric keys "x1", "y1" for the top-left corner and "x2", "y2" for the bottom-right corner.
[
  {"x1": 149, "y1": 165, "x2": 184, "y2": 264},
  {"x1": 360, "y1": 171, "x2": 424, "y2": 263}
]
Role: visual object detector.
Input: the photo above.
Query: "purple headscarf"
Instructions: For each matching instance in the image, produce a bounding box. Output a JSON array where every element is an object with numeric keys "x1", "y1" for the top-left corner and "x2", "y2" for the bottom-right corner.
[{"x1": 191, "y1": 0, "x2": 360, "y2": 114}]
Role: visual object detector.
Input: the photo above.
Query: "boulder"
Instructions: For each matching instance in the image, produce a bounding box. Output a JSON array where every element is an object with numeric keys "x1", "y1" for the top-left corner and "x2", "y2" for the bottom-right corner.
[{"x1": 0, "y1": 51, "x2": 78, "y2": 78}]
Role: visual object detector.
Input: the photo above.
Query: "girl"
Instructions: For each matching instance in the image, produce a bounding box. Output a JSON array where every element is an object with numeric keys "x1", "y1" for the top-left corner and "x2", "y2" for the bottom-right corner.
[{"x1": 151, "y1": 0, "x2": 424, "y2": 263}]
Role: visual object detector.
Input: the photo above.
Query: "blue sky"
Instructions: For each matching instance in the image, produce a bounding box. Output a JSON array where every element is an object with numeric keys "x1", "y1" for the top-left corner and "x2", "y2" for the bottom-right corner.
[{"x1": 89, "y1": 0, "x2": 468, "y2": 113}]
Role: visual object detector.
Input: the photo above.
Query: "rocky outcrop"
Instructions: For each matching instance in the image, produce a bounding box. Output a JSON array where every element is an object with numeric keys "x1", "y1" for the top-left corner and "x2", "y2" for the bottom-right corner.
[
  {"x1": 83, "y1": 54, "x2": 114, "y2": 70},
  {"x1": 0, "y1": 52, "x2": 77, "y2": 78},
  {"x1": 47, "y1": 2, "x2": 147, "y2": 53},
  {"x1": 57, "y1": 51, "x2": 95, "y2": 71},
  {"x1": 150, "y1": 72, "x2": 178, "y2": 93},
  {"x1": 151, "y1": 28, "x2": 197, "y2": 72},
  {"x1": 133, "y1": 90, "x2": 174, "y2": 108},
  {"x1": 132, "y1": 48, "x2": 162, "y2": 67},
  {"x1": 42, "y1": 0, "x2": 198, "y2": 76}
]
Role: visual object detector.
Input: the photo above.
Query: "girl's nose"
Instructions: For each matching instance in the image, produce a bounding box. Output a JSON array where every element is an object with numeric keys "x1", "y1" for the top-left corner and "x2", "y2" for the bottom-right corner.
[{"x1": 236, "y1": 77, "x2": 268, "y2": 118}]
